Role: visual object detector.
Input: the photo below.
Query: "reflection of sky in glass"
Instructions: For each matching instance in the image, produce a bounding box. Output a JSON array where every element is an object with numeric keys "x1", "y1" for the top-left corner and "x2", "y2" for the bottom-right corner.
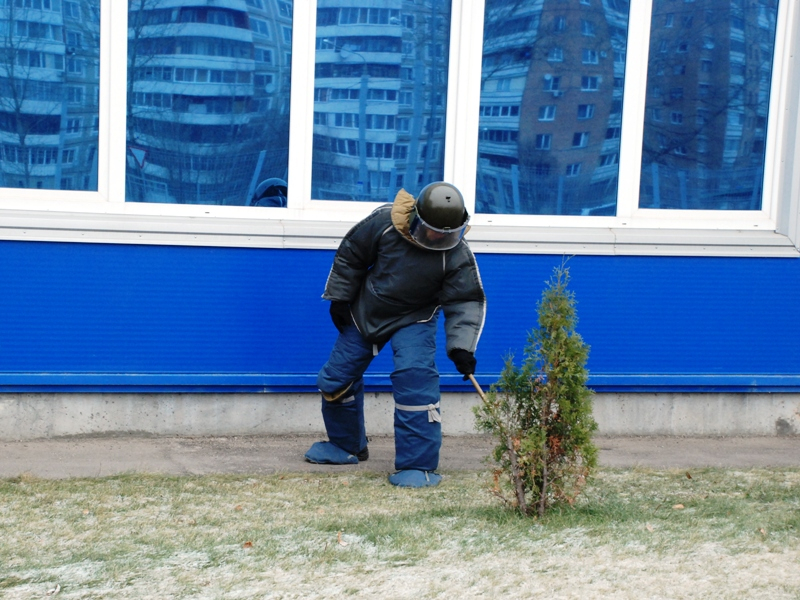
[
  {"x1": 126, "y1": 0, "x2": 292, "y2": 206},
  {"x1": 640, "y1": 0, "x2": 778, "y2": 210},
  {"x1": 0, "y1": 0, "x2": 100, "y2": 191},
  {"x1": 311, "y1": 1, "x2": 451, "y2": 202},
  {"x1": 476, "y1": 0, "x2": 630, "y2": 216}
]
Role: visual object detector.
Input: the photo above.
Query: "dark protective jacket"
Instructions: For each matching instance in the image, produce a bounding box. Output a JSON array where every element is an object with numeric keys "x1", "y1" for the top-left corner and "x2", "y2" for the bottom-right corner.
[{"x1": 322, "y1": 189, "x2": 486, "y2": 354}]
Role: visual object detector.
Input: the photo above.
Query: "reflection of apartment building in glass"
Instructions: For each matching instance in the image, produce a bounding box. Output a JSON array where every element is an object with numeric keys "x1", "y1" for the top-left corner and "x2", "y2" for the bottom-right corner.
[
  {"x1": 126, "y1": 0, "x2": 291, "y2": 205},
  {"x1": 477, "y1": 0, "x2": 629, "y2": 215},
  {"x1": 312, "y1": 0, "x2": 449, "y2": 201},
  {"x1": 640, "y1": 0, "x2": 777, "y2": 209},
  {"x1": 247, "y1": 0, "x2": 291, "y2": 116},
  {"x1": 0, "y1": 0, "x2": 100, "y2": 191},
  {"x1": 245, "y1": 0, "x2": 291, "y2": 189},
  {"x1": 476, "y1": 0, "x2": 539, "y2": 214}
]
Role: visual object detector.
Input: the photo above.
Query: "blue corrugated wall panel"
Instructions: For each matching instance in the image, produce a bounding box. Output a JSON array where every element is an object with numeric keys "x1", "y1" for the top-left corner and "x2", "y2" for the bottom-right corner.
[{"x1": 1, "y1": 240, "x2": 798, "y2": 392}]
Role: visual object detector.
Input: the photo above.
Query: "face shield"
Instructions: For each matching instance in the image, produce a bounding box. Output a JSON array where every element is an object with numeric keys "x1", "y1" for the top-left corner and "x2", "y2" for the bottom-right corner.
[{"x1": 408, "y1": 210, "x2": 470, "y2": 251}]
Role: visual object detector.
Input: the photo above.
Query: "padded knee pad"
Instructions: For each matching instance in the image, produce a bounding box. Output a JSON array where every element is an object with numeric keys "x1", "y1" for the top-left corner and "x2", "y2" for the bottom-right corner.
[{"x1": 321, "y1": 381, "x2": 354, "y2": 403}]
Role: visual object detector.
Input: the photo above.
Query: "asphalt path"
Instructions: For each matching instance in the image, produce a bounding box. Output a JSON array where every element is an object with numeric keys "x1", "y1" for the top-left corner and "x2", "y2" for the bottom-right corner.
[{"x1": 1, "y1": 434, "x2": 799, "y2": 479}]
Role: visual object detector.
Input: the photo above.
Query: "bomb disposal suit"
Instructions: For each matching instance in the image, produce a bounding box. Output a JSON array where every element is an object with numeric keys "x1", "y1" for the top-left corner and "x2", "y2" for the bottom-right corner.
[{"x1": 305, "y1": 182, "x2": 486, "y2": 487}]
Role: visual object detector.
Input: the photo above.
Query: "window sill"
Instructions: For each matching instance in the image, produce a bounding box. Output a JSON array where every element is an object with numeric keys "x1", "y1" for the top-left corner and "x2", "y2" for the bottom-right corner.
[{"x1": 0, "y1": 208, "x2": 797, "y2": 257}]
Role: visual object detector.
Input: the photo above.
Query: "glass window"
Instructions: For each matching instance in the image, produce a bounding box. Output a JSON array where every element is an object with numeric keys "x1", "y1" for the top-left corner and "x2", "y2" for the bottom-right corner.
[
  {"x1": 0, "y1": 0, "x2": 100, "y2": 191},
  {"x1": 543, "y1": 75, "x2": 560, "y2": 91},
  {"x1": 572, "y1": 132, "x2": 590, "y2": 148},
  {"x1": 640, "y1": 0, "x2": 779, "y2": 210},
  {"x1": 0, "y1": 0, "x2": 794, "y2": 253},
  {"x1": 251, "y1": 18, "x2": 271, "y2": 38},
  {"x1": 581, "y1": 75, "x2": 600, "y2": 91},
  {"x1": 477, "y1": 0, "x2": 630, "y2": 215},
  {"x1": 599, "y1": 152, "x2": 619, "y2": 166},
  {"x1": 535, "y1": 134, "x2": 551, "y2": 150},
  {"x1": 566, "y1": 162, "x2": 582, "y2": 176},
  {"x1": 577, "y1": 103, "x2": 595, "y2": 119},
  {"x1": 125, "y1": 0, "x2": 292, "y2": 206},
  {"x1": 538, "y1": 105, "x2": 556, "y2": 121},
  {"x1": 311, "y1": 1, "x2": 451, "y2": 201},
  {"x1": 277, "y1": 1, "x2": 292, "y2": 18}
]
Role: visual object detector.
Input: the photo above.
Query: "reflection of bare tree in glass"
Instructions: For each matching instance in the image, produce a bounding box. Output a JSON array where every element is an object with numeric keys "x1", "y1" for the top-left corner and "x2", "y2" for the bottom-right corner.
[
  {"x1": 126, "y1": 0, "x2": 290, "y2": 205},
  {"x1": 641, "y1": 0, "x2": 777, "y2": 209},
  {"x1": 126, "y1": 0, "x2": 164, "y2": 143},
  {"x1": 476, "y1": 0, "x2": 536, "y2": 212},
  {"x1": 0, "y1": 2, "x2": 51, "y2": 187},
  {"x1": 311, "y1": 1, "x2": 450, "y2": 202},
  {"x1": 479, "y1": 0, "x2": 533, "y2": 85},
  {"x1": 479, "y1": 0, "x2": 625, "y2": 215},
  {"x1": 0, "y1": 1, "x2": 97, "y2": 189},
  {"x1": 416, "y1": 0, "x2": 448, "y2": 189}
]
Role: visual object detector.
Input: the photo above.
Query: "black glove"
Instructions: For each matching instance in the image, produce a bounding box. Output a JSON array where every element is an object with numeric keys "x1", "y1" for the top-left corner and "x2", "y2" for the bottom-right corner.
[
  {"x1": 449, "y1": 349, "x2": 476, "y2": 380},
  {"x1": 329, "y1": 302, "x2": 352, "y2": 333}
]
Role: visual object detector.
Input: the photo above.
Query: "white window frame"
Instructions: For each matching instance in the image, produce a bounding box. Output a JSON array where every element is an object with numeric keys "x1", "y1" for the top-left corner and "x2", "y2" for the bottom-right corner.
[{"x1": 0, "y1": 0, "x2": 798, "y2": 258}]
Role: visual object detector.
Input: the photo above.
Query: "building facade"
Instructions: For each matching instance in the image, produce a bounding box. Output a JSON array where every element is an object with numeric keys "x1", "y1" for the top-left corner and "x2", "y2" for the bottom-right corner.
[{"x1": 0, "y1": 0, "x2": 799, "y2": 438}]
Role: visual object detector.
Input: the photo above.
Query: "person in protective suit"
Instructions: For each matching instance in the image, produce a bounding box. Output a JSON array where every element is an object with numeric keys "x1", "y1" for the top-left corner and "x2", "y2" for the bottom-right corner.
[{"x1": 304, "y1": 182, "x2": 486, "y2": 488}]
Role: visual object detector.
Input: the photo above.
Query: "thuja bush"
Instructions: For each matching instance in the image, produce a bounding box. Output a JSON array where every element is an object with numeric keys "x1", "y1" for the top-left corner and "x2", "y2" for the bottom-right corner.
[{"x1": 474, "y1": 262, "x2": 598, "y2": 518}]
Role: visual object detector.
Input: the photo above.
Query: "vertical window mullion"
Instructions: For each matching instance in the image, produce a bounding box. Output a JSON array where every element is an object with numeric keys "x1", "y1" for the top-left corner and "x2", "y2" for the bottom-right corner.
[
  {"x1": 287, "y1": 0, "x2": 317, "y2": 210},
  {"x1": 763, "y1": 0, "x2": 795, "y2": 224},
  {"x1": 616, "y1": 0, "x2": 653, "y2": 219},
  {"x1": 448, "y1": 0, "x2": 485, "y2": 216},
  {"x1": 107, "y1": 0, "x2": 126, "y2": 202}
]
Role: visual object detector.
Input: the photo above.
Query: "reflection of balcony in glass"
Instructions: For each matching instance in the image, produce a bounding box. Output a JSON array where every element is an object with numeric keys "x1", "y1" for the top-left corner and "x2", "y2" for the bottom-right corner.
[
  {"x1": 0, "y1": 0, "x2": 100, "y2": 191},
  {"x1": 477, "y1": 0, "x2": 628, "y2": 215},
  {"x1": 312, "y1": 0, "x2": 448, "y2": 201},
  {"x1": 126, "y1": 0, "x2": 291, "y2": 205},
  {"x1": 247, "y1": 0, "x2": 291, "y2": 117},
  {"x1": 640, "y1": 0, "x2": 778, "y2": 210}
]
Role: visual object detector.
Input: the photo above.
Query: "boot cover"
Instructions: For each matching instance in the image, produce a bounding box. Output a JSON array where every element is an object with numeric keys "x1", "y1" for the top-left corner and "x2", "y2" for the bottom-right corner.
[
  {"x1": 305, "y1": 441, "x2": 368, "y2": 465},
  {"x1": 388, "y1": 470, "x2": 442, "y2": 488}
]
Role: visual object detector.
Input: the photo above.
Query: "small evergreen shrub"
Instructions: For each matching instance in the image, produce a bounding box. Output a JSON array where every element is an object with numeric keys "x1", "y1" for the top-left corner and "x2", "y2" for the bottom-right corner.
[{"x1": 474, "y1": 261, "x2": 598, "y2": 517}]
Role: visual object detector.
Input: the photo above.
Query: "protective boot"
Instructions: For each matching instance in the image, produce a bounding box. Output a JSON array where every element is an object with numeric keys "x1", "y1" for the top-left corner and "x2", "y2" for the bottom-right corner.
[
  {"x1": 304, "y1": 441, "x2": 368, "y2": 465},
  {"x1": 389, "y1": 470, "x2": 442, "y2": 487}
]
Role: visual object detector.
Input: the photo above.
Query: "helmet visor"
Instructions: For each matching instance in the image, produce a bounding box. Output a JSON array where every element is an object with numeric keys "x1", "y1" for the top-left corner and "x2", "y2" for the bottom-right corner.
[{"x1": 409, "y1": 211, "x2": 469, "y2": 250}]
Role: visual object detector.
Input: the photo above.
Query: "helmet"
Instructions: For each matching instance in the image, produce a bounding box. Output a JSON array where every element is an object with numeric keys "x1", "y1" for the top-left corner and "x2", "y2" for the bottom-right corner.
[
  {"x1": 417, "y1": 182, "x2": 467, "y2": 229},
  {"x1": 409, "y1": 182, "x2": 470, "y2": 251},
  {"x1": 250, "y1": 178, "x2": 287, "y2": 207}
]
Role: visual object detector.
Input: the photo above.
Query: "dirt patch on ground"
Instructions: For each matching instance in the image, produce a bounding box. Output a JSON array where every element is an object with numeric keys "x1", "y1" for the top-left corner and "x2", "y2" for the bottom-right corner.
[{"x1": 1, "y1": 434, "x2": 798, "y2": 479}]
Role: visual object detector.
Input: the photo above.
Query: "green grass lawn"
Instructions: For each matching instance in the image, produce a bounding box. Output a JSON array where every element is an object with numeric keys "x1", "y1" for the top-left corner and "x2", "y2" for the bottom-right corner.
[{"x1": 1, "y1": 468, "x2": 799, "y2": 599}]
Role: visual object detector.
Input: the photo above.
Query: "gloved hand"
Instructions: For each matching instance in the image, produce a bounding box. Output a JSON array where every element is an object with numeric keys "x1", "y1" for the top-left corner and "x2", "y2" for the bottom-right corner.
[
  {"x1": 329, "y1": 302, "x2": 352, "y2": 333},
  {"x1": 449, "y1": 349, "x2": 476, "y2": 380}
]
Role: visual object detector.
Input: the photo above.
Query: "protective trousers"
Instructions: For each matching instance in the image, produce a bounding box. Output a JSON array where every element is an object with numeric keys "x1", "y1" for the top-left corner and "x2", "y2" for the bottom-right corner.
[{"x1": 316, "y1": 317, "x2": 442, "y2": 471}]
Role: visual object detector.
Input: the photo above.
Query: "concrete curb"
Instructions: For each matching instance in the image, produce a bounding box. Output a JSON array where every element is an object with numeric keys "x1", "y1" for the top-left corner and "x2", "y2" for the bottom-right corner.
[{"x1": 2, "y1": 392, "x2": 799, "y2": 440}]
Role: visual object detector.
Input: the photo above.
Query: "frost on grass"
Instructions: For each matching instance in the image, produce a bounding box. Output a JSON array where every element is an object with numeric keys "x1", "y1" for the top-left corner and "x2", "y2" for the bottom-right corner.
[{"x1": 1, "y1": 470, "x2": 799, "y2": 599}]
